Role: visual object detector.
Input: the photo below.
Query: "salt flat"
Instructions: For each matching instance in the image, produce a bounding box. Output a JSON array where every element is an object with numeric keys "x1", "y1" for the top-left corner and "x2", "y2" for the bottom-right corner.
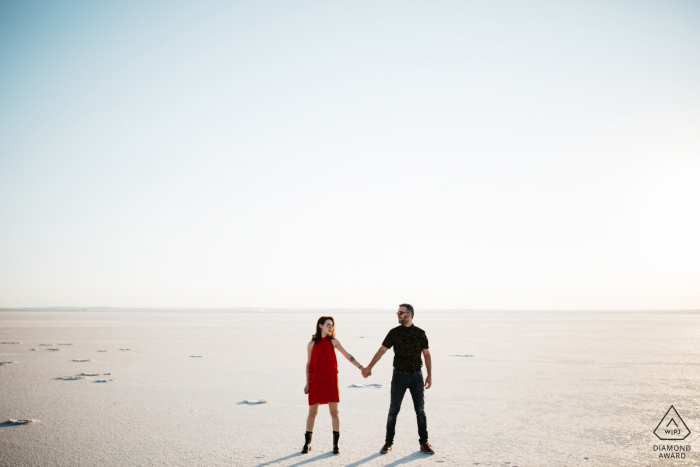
[{"x1": 1, "y1": 310, "x2": 698, "y2": 467}]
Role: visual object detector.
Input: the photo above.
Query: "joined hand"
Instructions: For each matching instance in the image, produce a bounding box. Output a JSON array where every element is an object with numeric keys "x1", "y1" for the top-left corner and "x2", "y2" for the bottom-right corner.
[{"x1": 361, "y1": 367, "x2": 372, "y2": 378}]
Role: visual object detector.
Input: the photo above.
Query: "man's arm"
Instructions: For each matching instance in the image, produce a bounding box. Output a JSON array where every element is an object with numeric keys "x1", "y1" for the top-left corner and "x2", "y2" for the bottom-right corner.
[
  {"x1": 423, "y1": 348, "x2": 432, "y2": 389},
  {"x1": 362, "y1": 346, "x2": 388, "y2": 378}
]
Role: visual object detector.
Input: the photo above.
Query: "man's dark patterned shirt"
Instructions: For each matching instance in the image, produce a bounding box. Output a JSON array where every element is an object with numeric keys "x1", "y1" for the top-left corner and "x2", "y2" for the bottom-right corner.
[{"x1": 381, "y1": 324, "x2": 429, "y2": 372}]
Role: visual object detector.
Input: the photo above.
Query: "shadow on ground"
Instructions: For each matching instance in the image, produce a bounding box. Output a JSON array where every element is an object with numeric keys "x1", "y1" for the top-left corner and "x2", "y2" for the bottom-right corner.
[
  {"x1": 256, "y1": 452, "x2": 303, "y2": 466},
  {"x1": 344, "y1": 453, "x2": 383, "y2": 466},
  {"x1": 255, "y1": 451, "x2": 431, "y2": 467},
  {"x1": 382, "y1": 452, "x2": 432, "y2": 466},
  {"x1": 256, "y1": 452, "x2": 336, "y2": 467}
]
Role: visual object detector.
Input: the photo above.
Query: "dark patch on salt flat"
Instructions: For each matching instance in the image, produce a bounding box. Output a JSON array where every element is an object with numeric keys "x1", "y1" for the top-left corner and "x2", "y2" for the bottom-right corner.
[{"x1": 2, "y1": 419, "x2": 39, "y2": 426}]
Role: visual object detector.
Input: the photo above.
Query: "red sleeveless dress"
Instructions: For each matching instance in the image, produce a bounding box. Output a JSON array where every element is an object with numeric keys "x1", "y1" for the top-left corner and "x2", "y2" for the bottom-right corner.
[{"x1": 308, "y1": 337, "x2": 340, "y2": 406}]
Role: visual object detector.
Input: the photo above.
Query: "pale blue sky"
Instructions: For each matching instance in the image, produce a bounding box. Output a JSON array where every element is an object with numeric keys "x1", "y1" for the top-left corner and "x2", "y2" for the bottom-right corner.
[{"x1": 1, "y1": 1, "x2": 699, "y2": 309}]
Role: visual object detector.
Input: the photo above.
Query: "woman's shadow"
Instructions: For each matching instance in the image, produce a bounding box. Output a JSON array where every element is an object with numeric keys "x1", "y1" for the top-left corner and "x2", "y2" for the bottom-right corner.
[
  {"x1": 256, "y1": 451, "x2": 334, "y2": 467},
  {"x1": 256, "y1": 451, "x2": 425, "y2": 467}
]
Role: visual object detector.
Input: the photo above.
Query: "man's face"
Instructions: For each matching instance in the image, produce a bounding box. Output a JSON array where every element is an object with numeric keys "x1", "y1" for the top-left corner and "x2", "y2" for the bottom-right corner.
[{"x1": 397, "y1": 307, "x2": 411, "y2": 325}]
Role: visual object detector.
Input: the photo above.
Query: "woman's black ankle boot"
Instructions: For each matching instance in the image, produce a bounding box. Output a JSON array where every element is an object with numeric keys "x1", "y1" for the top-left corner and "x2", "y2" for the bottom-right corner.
[
  {"x1": 301, "y1": 431, "x2": 313, "y2": 454},
  {"x1": 333, "y1": 431, "x2": 340, "y2": 454}
]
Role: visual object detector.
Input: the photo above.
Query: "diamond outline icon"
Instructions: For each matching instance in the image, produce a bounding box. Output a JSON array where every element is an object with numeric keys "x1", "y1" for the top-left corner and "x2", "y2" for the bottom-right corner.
[{"x1": 654, "y1": 405, "x2": 691, "y2": 441}]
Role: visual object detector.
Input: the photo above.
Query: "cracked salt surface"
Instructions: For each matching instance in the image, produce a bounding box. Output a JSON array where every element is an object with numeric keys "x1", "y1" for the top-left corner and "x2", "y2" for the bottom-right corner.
[{"x1": 1, "y1": 310, "x2": 695, "y2": 466}]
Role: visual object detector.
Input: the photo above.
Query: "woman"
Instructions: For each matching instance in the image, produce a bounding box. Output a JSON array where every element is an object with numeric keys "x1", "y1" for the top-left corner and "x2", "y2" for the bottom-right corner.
[{"x1": 302, "y1": 316, "x2": 364, "y2": 455}]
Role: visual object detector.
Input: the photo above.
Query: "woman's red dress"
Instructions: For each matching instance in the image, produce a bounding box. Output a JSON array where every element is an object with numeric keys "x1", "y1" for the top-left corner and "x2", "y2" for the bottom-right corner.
[{"x1": 308, "y1": 336, "x2": 340, "y2": 405}]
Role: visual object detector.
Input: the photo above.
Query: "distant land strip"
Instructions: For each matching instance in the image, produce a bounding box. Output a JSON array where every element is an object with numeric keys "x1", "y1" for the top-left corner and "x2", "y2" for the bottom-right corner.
[{"x1": 0, "y1": 307, "x2": 698, "y2": 314}]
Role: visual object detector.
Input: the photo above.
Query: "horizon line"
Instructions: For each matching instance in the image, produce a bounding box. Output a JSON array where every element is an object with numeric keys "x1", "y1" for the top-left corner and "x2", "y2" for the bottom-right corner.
[{"x1": 1, "y1": 306, "x2": 699, "y2": 313}]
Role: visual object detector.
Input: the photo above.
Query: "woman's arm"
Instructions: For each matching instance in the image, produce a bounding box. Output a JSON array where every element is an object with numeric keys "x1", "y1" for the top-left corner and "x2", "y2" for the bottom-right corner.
[
  {"x1": 304, "y1": 341, "x2": 313, "y2": 394},
  {"x1": 332, "y1": 339, "x2": 364, "y2": 370}
]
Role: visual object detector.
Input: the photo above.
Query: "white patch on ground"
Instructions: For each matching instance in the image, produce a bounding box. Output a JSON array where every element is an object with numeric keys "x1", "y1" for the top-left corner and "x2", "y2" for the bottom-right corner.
[
  {"x1": 0, "y1": 341, "x2": 22, "y2": 344},
  {"x1": 6, "y1": 419, "x2": 39, "y2": 425},
  {"x1": 71, "y1": 359, "x2": 93, "y2": 362},
  {"x1": 190, "y1": 355, "x2": 204, "y2": 358},
  {"x1": 242, "y1": 399, "x2": 269, "y2": 404},
  {"x1": 0, "y1": 361, "x2": 18, "y2": 365},
  {"x1": 348, "y1": 384, "x2": 383, "y2": 388},
  {"x1": 450, "y1": 354, "x2": 474, "y2": 357},
  {"x1": 57, "y1": 376, "x2": 88, "y2": 380}
]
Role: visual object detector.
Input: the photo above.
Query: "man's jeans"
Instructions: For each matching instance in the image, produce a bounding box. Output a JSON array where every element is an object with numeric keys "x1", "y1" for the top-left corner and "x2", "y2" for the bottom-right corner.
[{"x1": 385, "y1": 369, "x2": 428, "y2": 445}]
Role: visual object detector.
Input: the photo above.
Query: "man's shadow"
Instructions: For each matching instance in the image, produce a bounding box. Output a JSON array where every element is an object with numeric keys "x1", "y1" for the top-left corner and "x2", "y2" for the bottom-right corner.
[
  {"x1": 343, "y1": 453, "x2": 382, "y2": 466},
  {"x1": 380, "y1": 452, "x2": 431, "y2": 467}
]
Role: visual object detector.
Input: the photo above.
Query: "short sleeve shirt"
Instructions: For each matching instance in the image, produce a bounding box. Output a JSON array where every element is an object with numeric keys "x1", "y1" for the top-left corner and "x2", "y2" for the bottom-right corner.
[{"x1": 381, "y1": 325, "x2": 429, "y2": 372}]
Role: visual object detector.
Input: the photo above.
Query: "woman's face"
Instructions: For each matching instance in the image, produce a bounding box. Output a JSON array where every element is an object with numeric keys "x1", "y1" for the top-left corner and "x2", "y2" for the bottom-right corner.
[{"x1": 320, "y1": 319, "x2": 334, "y2": 336}]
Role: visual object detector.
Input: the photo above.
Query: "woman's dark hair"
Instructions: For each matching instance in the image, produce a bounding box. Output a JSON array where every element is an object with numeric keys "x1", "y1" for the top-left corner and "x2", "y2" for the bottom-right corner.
[{"x1": 311, "y1": 316, "x2": 335, "y2": 343}]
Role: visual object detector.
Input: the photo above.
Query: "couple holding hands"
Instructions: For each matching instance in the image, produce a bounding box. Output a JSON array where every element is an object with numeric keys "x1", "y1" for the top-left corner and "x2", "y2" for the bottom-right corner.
[{"x1": 302, "y1": 304, "x2": 434, "y2": 456}]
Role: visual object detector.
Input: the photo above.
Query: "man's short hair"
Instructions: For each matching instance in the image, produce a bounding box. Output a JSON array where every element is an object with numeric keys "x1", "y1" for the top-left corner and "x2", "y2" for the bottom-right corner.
[{"x1": 399, "y1": 303, "x2": 414, "y2": 316}]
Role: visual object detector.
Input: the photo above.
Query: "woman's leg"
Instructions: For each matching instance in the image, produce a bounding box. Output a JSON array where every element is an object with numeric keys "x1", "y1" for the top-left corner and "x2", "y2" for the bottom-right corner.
[
  {"x1": 306, "y1": 404, "x2": 319, "y2": 432},
  {"x1": 329, "y1": 403, "x2": 340, "y2": 432}
]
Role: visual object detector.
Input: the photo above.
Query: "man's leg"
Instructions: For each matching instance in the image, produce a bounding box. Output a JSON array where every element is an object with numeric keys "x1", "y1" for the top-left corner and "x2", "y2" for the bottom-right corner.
[
  {"x1": 408, "y1": 371, "x2": 428, "y2": 445},
  {"x1": 385, "y1": 371, "x2": 408, "y2": 445}
]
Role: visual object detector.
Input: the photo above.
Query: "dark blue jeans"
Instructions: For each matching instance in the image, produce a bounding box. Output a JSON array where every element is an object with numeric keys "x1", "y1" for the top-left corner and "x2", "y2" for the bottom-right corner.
[{"x1": 385, "y1": 369, "x2": 428, "y2": 445}]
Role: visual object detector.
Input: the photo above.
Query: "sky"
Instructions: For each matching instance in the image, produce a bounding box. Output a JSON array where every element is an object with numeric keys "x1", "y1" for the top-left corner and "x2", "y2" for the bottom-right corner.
[{"x1": 1, "y1": 0, "x2": 699, "y2": 310}]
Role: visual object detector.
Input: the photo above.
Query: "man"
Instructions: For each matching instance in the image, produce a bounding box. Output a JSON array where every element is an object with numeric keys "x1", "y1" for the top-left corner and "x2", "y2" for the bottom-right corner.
[{"x1": 362, "y1": 303, "x2": 434, "y2": 455}]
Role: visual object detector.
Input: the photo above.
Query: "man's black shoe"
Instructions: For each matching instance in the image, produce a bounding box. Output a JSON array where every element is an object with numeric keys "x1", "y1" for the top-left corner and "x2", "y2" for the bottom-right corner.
[
  {"x1": 380, "y1": 443, "x2": 392, "y2": 454},
  {"x1": 420, "y1": 443, "x2": 434, "y2": 454}
]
